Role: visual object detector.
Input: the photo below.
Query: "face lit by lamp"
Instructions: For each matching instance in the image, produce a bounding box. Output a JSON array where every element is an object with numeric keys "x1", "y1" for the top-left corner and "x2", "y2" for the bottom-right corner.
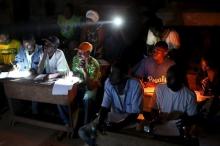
[
  {"x1": 44, "y1": 42, "x2": 56, "y2": 58},
  {"x1": 77, "y1": 50, "x2": 90, "y2": 59},
  {"x1": 201, "y1": 58, "x2": 209, "y2": 72},
  {"x1": 0, "y1": 34, "x2": 9, "y2": 43},
  {"x1": 23, "y1": 40, "x2": 35, "y2": 53},
  {"x1": 153, "y1": 47, "x2": 167, "y2": 62}
]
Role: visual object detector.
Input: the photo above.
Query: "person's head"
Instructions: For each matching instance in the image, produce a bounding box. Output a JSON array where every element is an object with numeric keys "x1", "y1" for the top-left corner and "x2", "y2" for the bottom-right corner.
[
  {"x1": 76, "y1": 42, "x2": 93, "y2": 59},
  {"x1": 0, "y1": 33, "x2": 10, "y2": 43},
  {"x1": 43, "y1": 36, "x2": 60, "y2": 57},
  {"x1": 63, "y1": 3, "x2": 74, "y2": 19},
  {"x1": 148, "y1": 14, "x2": 163, "y2": 38},
  {"x1": 201, "y1": 57, "x2": 209, "y2": 72},
  {"x1": 152, "y1": 41, "x2": 168, "y2": 63},
  {"x1": 86, "y1": 10, "x2": 99, "y2": 23},
  {"x1": 109, "y1": 61, "x2": 129, "y2": 85},
  {"x1": 200, "y1": 54, "x2": 217, "y2": 72},
  {"x1": 23, "y1": 35, "x2": 36, "y2": 53},
  {"x1": 166, "y1": 65, "x2": 184, "y2": 92},
  {"x1": 150, "y1": 26, "x2": 163, "y2": 38}
]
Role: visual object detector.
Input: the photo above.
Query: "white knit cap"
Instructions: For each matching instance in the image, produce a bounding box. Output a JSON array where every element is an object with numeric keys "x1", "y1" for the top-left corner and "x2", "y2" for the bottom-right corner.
[{"x1": 86, "y1": 10, "x2": 99, "y2": 22}]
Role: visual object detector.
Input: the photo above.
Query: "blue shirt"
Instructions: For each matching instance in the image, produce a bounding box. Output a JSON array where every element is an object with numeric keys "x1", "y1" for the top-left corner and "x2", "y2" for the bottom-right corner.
[
  {"x1": 15, "y1": 45, "x2": 42, "y2": 71},
  {"x1": 133, "y1": 57, "x2": 175, "y2": 84},
  {"x1": 101, "y1": 78, "x2": 143, "y2": 114},
  {"x1": 155, "y1": 84, "x2": 197, "y2": 116}
]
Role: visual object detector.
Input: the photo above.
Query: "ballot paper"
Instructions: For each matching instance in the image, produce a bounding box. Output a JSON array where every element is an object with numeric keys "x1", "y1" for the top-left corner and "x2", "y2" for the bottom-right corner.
[
  {"x1": 1, "y1": 70, "x2": 32, "y2": 78},
  {"x1": 0, "y1": 72, "x2": 9, "y2": 79},
  {"x1": 52, "y1": 76, "x2": 80, "y2": 95}
]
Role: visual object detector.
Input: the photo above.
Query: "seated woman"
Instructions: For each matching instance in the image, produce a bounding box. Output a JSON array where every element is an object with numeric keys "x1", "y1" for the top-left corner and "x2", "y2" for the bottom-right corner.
[
  {"x1": 196, "y1": 54, "x2": 220, "y2": 96},
  {"x1": 196, "y1": 53, "x2": 220, "y2": 118}
]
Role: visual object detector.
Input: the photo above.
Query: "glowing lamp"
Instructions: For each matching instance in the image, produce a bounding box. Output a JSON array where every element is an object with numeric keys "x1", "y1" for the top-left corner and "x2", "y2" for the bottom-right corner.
[
  {"x1": 144, "y1": 87, "x2": 155, "y2": 96},
  {"x1": 112, "y1": 16, "x2": 123, "y2": 27},
  {"x1": 195, "y1": 90, "x2": 213, "y2": 102},
  {"x1": 137, "y1": 113, "x2": 145, "y2": 121}
]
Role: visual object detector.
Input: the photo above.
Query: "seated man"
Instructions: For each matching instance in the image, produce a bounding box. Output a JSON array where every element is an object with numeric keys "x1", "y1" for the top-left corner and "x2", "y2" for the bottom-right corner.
[
  {"x1": 34, "y1": 36, "x2": 69, "y2": 115},
  {"x1": 152, "y1": 65, "x2": 197, "y2": 136},
  {"x1": 14, "y1": 35, "x2": 42, "y2": 73},
  {"x1": 133, "y1": 41, "x2": 175, "y2": 87},
  {"x1": 54, "y1": 42, "x2": 100, "y2": 140},
  {"x1": 37, "y1": 35, "x2": 70, "y2": 78},
  {"x1": 80, "y1": 10, "x2": 105, "y2": 59},
  {"x1": 78, "y1": 62, "x2": 143, "y2": 146},
  {"x1": 0, "y1": 33, "x2": 21, "y2": 64},
  {"x1": 57, "y1": 3, "x2": 81, "y2": 65},
  {"x1": 72, "y1": 42, "x2": 101, "y2": 124}
]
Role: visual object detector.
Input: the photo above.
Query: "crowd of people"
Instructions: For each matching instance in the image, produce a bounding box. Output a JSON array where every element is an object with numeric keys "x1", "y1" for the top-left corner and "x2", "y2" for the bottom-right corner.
[{"x1": 1, "y1": 2, "x2": 220, "y2": 146}]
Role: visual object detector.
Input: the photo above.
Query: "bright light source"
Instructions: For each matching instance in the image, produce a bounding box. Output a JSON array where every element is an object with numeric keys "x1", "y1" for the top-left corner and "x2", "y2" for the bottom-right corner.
[{"x1": 113, "y1": 17, "x2": 123, "y2": 27}]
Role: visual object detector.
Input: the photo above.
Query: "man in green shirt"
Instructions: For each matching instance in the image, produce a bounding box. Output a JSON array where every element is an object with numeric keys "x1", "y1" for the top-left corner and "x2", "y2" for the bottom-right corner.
[
  {"x1": 57, "y1": 3, "x2": 81, "y2": 65},
  {"x1": 57, "y1": 3, "x2": 81, "y2": 40},
  {"x1": 72, "y1": 42, "x2": 101, "y2": 124},
  {"x1": 57, "y1": 42, "x2": 100, "y2": 138}
]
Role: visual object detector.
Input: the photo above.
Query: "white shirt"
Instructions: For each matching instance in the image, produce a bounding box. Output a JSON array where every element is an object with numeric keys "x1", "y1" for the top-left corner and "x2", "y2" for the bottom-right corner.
[
  {"x1": 146, "y1": 29, "x2": 160, "y2": 45},
  {"x1": 44, "y1": 49, "x2": 70, "y2": 74},
  {"x1": 25, "y1": 51, "x2": 34, "y2": 69},
  {"x1": 163, "y1": 30, "x2": 180, "y2": 50}
]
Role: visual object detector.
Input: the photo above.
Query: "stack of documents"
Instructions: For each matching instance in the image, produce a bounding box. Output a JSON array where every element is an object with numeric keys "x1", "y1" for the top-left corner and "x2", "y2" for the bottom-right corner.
[{"x1": 52, "y1": 76, "x2": 81, "y2": 95}]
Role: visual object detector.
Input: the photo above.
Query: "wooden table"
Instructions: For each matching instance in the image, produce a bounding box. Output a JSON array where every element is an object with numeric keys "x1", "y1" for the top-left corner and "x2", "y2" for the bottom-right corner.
[
  {"x1": 97, "y1": 131, "x2": 186, "y2": 146},
  {"x1": 3, "y1": 78, "x2": 78, "y2": 133}
]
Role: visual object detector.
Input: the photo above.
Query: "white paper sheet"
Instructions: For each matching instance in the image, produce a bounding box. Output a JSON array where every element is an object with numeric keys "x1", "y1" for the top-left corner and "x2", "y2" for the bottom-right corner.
[
  {"x1": 0, "y1": 72, "x2": 9, "y2": 79},
  {"x1": 52, "y1": 76, "x2": 80, "y2": 95},
  {"x1": 7, "y1": 70, "x2": 31, "y2": 78}
]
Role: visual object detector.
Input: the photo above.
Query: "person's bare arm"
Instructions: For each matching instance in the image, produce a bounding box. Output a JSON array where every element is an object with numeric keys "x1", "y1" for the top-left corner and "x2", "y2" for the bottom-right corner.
[{"x1": 37, "y1": 53, "x2": 47, "y2": 74}]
